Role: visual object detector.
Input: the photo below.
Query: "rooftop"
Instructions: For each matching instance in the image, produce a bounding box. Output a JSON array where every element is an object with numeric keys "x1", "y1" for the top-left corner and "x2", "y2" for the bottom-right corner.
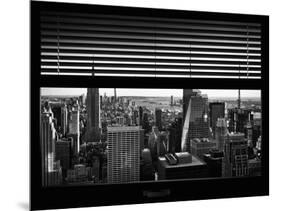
[
  {"x1": 107, "y1": 126, "x2": 142, "y2": 132},
  {"x1": 158, "y1": 155, "x2": 205, "y2": 169}
]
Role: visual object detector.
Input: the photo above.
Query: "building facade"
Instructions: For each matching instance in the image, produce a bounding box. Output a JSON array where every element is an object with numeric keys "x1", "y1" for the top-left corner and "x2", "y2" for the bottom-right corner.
[
  {"x1": 224, "y1": 133, "x2": 249, "y2": 177},
  {"x1": 181, "y1": 94, "x2": 209, "y2": 152},
  {"x1": 190, "y1": 138, "x2": 216, "y2": 160},
  {"x1": 107, "y1": 126, "x2": 141, "y2": 184},
  {"x1": 209, "y1": 102, "x2": 225, "y2": 138},
  {"x1": 55, "y1": 140, "x2": 71, "y2": 171},
  {"x1": 155, "y1": 108, "x2": 162, "y2": 131},
  {"x1": 215, "y1": 118, "x2": 228, "y2": 151},
  {"x1": 157, "y1": 153, "x2": 208, "y2": 180},
  {"x1": 85, "y1": 88, "x2": 100, "y2": 142},
  {"x1": 182, "y1": 89, "x2": 197, "y2": 125},
  {"x1": 41, "y1": 110, "x2": 61, "y2": 186},
  {"x1": 68, "y1": 105, "x2": 80, "y2": 154}
]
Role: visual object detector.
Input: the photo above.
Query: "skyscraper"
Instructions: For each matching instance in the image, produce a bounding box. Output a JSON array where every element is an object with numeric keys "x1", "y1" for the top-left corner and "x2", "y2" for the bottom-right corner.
[
  {"x1": 78, "y1": 93, "x2": 86, "y2": 106},
  {"x1": 90, "y1": 156, "x2": 100, "y2": 182},
  {"x1": 139, "y1": 106, "x2": 143, "y2": 126},
  {"x1": 224, "y1": 133, "x2": 248, "y2": 177},
  {"x1": 228, "y1": 108, "x2": 252, "y2": 133},
  {"x1": 68, "y1": 104, "x2": 80, "y2": 154},
  {"x1": 107, "y1": 126, "x2": 141, "y2": 184},
  {"x1": 190, "y1": 138, "x2": 216, "y2": 160},
  {"x1": 209, "y1": 102, "x2": 225, "y2": 137},
  {"x1": 85, "y1": 88, "x2": 100, "y2": 142},
  {"x1": 175, "y1": 117, "x2": 183, "y2": 152},
  {"x1": 68, "y1": 107, "x2": 79, "y2": 135},
  {"x1": 181, "y1": 94, "x2": 209, "y2": 152},
  {"x1": 215, "y1": 118, "x2": 228, "y2": 151},
  {"x1": 132, "y1": 110, "x2": 139, "y2": 126},
  {"x1": 41, "y1": 110, "x2": 59, "y2": 186},
  {"x1": 140, "y1": 148, "x2": 154, "y2": 181},
  {"x1": 148, "y1": 127, "x2": 169, "y2": 158},
  {"x1": 61, "y1": 104, "x2": 68, "y2": 136},
  {"x1": 168, "y1": 117, "x2": 183, "y2": 153},
  {"x1": 55, "y1": 140, "x2": 71, "y2": 171},
  {"x1": 116, "y1": 116, "x2": 125, "y2": 126},
  {"x1": 143, "y1": 113, "x2": 150, "y2": 134},
  {"x1": 203, "y1": 149, "x2": 224, "y2": 177},
  {"x1": 148, "y1": 126, "x2": 159, "y2": 161},
  {"x1": 182, "y1": 89, "x2": 197, "y2": 124},
  {"x1": 140, "y1": 128, "x2": 145, "y2": 151},
  {"x1": 245, "y1": 121, "x2": 253, "y2": 146},
  {"x1": 155, "y1": 108, "x2": 162, "y2": 131},
  {"x1": 51, "y1": 104, "x2": 62, "y2": 131}
]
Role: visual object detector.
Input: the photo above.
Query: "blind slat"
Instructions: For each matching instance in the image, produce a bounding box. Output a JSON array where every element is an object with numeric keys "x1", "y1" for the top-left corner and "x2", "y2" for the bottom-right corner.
[
  {"x1": 41, "y1": 41, "x2": 261, "y2": 54},
  {"x1": 41, "y1": 35, "x2": 261, "y2": 48},
  {"x1": 41, "y1": 48, "x2": 261, "y2": 60},
  {"x1": 41, "y1": 62, "x2": 260, "y2": 71},
  {"x1": 41, "y1": 68, "x2": 261, "y2": 77},
  {"x1": 41, "y1": 55, "x2": 261, "y2": 66}
]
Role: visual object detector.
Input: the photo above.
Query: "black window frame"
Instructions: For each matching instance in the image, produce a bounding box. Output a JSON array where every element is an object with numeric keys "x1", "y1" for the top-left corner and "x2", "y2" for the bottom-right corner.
[{"x1": 30, "y1": 1, "x2": 269, "y2": 210}]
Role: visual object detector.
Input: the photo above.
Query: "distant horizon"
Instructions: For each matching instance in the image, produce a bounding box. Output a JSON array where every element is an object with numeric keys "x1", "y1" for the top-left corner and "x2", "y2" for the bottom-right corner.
[
  {"x1": 41, "y1": 88, "x2": 261, "y2": 99},
  {"x1": 41, "y1": 94, "x2": 261, "y2": 100}
]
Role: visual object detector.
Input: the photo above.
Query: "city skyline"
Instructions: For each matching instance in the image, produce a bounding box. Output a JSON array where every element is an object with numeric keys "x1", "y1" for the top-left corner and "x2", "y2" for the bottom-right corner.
[
  {"x1": 40, "y1": 87, "x2": 262, "y2": 186},
  {"x1": 41, "y1": 88, "x2": 261, "y2": 99}
]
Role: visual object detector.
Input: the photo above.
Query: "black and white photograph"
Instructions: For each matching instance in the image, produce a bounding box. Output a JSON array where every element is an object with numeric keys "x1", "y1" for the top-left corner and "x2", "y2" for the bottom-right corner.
[
  {"x1": 6, "y1": 0, "x2": 281, "y2": 210},
  {"x1": 27, "y1": 1, "x2": 270, "y2": 210},
  {"x1": 40, "y1": 88, "x2": 262, "y2": 186}
]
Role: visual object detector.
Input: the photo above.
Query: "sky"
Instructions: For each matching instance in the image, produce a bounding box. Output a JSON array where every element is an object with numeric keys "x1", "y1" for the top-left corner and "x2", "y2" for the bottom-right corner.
[{"x1": 41, "y1": 88, "x2": 261, "y2": 98}]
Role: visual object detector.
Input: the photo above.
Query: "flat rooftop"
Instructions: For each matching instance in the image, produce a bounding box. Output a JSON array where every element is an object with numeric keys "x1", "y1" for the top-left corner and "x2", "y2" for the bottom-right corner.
[
  {"x1": 158, "y1": 155, "x2": 206, "y2": 169},
  {"x1": 107, "y1": 126, "x2": 142, "y2": 132}
]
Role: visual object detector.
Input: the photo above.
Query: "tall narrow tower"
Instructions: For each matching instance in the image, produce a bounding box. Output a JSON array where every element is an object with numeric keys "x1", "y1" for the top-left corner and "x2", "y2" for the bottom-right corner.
[
  {"x1": 181, "y1": 93, "x2": 209, "y2": 152},
  {"x1": 86, "y1": 88, "x2": 100, "y2": 142},
  {"x1": 155, "y1": 108, "x2": 162, "y2": 131},
  {"x1": 209, "y1": 102, "x2": 225, "y2": 138},
  {"x1": 41, "y1": 110, "x2": 58, "y2": 186},
  {"x1": 68, "y1": 102, "x2": 80, "y2": 154},
  {"x1": 182, "y1": 89, "x2": 197, "y2": 124},
  {"x1": 215, "y1": 118, "x2": 228, "y2": 151},
  {"x1": 238, "y1": 89, "x2": 241, "y2": 109}
]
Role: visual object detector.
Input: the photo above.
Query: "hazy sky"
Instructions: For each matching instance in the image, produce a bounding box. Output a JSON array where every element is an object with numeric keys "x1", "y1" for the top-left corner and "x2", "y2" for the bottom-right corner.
[{"x1": 41, "y1": 88, "x2": 261, "y2": 98}]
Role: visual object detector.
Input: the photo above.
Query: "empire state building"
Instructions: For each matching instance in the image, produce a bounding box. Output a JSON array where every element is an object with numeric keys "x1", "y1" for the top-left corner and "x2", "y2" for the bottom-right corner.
[{"x1": 85, "y1": 88, "x2": 100, "y2": 142}]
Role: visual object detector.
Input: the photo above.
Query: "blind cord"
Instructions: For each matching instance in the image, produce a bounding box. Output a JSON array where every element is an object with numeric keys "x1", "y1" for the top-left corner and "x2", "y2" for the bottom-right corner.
[
  {"x1": 154, "y1": 25, "x2": 156, "y2": 78},
  {"x1": 92, "y1": 54, "x2": 95, "y2": 77},
  {"x1": 57, "y1": 16, "x2": 60, "y2": 75},
  {"x1": 246, "y1": 25, "x2": 249, "y2": 79},
  {"x1": 189, "y1": 43, "x2": 191, "y2": 78}
]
